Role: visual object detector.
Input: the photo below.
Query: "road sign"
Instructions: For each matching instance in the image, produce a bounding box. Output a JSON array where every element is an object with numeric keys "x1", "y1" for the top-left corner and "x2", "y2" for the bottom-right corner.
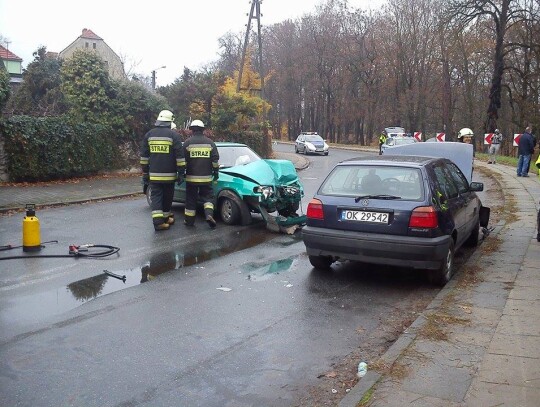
[
  {"x1": 513, "y1": 133, "x2": 522, "y2": 147},
  {"x1": 413, "y1": 132, "x2": 422, "y2": 142},
  {"x1": 484, "y1": 133, "x2": 494, "y2": 145},
  {"x1": 436, "y1": 133, "x2": 445, "y2": 142}
]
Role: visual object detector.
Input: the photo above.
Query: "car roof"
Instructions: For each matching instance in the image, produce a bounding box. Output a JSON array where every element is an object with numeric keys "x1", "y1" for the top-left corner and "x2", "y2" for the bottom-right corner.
[
  {"x1": 339, "y1": 154, "x2": 436, "y2": 167},
  {"x1": 215, "y1": 142, "x2": 247, "y2": 147}
]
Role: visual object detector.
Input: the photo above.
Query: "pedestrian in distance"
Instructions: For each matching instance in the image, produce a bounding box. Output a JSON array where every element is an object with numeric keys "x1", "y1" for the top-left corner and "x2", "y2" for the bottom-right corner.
[
  {"x1": 182, "y1": 119, "x2": 220, "y2": 229},
  {"x1": 140, "y1": 110, "x2": 185, "y2": 231},
  {"x1": 487, "y1": 129, "x2": 503, "y2": 164},
  {"x1": 378, "y1": 130, "x2": 387, "y2": 155},
  {"x1": 516, "y1": 126, "x2": 535, "y2": 177}
]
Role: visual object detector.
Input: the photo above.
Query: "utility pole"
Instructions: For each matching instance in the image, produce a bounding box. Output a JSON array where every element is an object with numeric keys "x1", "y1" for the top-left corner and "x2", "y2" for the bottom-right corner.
[{"x1": 237, "y1": 0, "x2": 264, "y2": 100}]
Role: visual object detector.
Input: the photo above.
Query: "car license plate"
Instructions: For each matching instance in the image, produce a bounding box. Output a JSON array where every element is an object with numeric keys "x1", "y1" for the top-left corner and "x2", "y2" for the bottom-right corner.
[{"x1": 341, "y1": 210, "x2": 388, "y2": 223}]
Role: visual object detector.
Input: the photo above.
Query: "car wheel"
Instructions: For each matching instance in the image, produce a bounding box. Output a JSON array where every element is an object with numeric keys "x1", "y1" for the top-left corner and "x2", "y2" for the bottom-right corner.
[
  {"x1": 219, "y1": 197, "x2": 241, "y2": 225},
  {"x1": 429, "y1": 239, "x2": 455, "y2": 286},
  {"x1": 464, "y1": 220, "x2": 480, "y2": 247},
  {"x1": 146, "y1": 184, "x2": 152, "y2": 207},
  {"x1": 295, "y1": 145, "x2": 299, "y2": 153},
  {"x1": 309, "y1": 255, "x2": 333, "y2": 270},
  {"x1": 324, "y1": 152, "x2": 329, "y2": 156}
]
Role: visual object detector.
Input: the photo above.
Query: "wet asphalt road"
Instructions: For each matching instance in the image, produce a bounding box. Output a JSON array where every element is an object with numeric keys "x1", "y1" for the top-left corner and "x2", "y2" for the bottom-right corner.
[{"x1": 0, "y1": 144, "x2": 491, "y2": 406}]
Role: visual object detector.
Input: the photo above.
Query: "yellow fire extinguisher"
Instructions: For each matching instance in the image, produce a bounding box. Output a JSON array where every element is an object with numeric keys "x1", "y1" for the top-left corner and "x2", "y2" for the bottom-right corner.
[{"x1": 23, "y1": 204, "x2": 41, "y2": 252}]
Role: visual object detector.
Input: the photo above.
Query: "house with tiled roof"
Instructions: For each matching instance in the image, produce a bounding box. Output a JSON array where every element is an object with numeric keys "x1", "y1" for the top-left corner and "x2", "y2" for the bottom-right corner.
[
  {"x1": 59, "y1": 28, "x2": 126, "y2": 81},
  {"x1": 0, "y1": 44, "x2": 23, "y2": 86}
]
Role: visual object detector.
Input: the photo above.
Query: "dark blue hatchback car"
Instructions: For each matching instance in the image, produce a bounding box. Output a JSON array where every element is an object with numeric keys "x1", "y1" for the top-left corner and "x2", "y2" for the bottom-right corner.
[{"x1": 302, "y1": 144, "x2": 489, "y2": 285}]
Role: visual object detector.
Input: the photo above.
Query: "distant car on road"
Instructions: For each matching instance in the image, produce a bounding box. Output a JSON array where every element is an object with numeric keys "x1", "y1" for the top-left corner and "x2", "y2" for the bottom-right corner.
[
  {"x1": 144, "y1": 142, "x2": 304, "y2": 226},
  {"x1": 294, "y1": 132, "x2": 329, "y2": 155},
  {"x1": 301, "y1": 142, "x2": 489, "y2": 285},
  {"x1": 381, "y1": 136, "x2": 417, "y2": 154}
]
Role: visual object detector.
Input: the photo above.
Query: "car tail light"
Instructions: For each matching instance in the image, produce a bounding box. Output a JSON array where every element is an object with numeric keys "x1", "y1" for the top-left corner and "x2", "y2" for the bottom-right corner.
[
  {"x1": 409, "y1": 206, "x2": 438, "y2": 228},
  {"x1": 307, "y1": 198, "x2": 324, "y2": 220}
]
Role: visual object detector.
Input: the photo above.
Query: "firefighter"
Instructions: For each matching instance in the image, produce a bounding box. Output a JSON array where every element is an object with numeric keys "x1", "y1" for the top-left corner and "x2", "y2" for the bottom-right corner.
[
  {"x1": 457, "y1": 128, "x2": 474, "y2": 144},
  {"x1": 182, "y1": 119, "x2": 220, "y2": 228},
  {"x1": 140, "y1": 110, "x2": 185, "y2": 231},
  {"x1": 378, "y1": 130, "x2": 387, "y2": 155}
]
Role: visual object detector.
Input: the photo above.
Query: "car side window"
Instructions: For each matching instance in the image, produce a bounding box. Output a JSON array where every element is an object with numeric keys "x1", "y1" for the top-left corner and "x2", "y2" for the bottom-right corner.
[
  {"x1": 445, "y1": 162, "x2": 469, "y2": 194},
  {"x1": 433, "y1": 164, "x2": 458, "y2": 199}
]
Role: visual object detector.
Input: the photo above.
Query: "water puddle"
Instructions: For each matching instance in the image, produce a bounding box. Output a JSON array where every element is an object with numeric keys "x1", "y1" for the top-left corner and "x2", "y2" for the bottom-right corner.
[
  {"x1": 3, "y1": 228, "x2": 282, "y2": 326},
  {"x1": 241, "y1": 257, "x2": 295, "y2": 281}
]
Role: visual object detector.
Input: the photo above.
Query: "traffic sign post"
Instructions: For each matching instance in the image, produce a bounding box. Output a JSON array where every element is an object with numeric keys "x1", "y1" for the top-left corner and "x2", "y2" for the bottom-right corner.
[
  {"x1": 436, "y1": 133, "x2": 445, "y2": 142},
  {"x1": 484, "y1": 133, "x2": 494, "y2": 145},
  {"x1": 513, "y1": 133, "x2": 522, "y2": 147},
  {"x1": 413, "y1": 132, "x2": 422, "y2": 142}
]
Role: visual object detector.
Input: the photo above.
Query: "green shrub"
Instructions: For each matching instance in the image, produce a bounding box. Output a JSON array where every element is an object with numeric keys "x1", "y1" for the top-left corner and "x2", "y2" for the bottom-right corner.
[{"x1": 1, "y1": 115, "x2": 122, "y2": 182}]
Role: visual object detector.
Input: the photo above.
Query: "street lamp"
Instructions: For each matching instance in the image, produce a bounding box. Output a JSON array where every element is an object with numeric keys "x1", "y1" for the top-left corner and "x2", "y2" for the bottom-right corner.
[{"x1": 151, "y1": 66, "x2": 166, "y2": 90}]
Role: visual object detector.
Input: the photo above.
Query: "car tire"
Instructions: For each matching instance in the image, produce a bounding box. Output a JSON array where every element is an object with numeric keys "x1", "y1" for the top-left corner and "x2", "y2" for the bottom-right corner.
[
  {"x1": 295, "y1": 145, "x2": 299, "y2": 154},
  {"x1": 324, "y1": 152, "x2": 329, "y2": 156},
  {"x1": 146, "y1": 184, "x2": 152, "y2": 207},
  {"x1": 309, "y1": 255, "x2": 333, "y2": 270},
  {"x1": 464, "y1": 220, "x2": 480, "y2": 247},
  {"x1": 429, "y1": 239, "x2": 455, "y2": 286},
  {"x1": 219, "y1": 196, "x2": 241, "y2": 225}
]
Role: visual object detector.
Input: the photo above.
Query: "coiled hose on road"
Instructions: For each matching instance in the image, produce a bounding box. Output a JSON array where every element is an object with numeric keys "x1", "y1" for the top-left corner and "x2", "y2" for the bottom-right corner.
[{"x1": 0, "y1": 242, "x2": 120, "y2": 260}]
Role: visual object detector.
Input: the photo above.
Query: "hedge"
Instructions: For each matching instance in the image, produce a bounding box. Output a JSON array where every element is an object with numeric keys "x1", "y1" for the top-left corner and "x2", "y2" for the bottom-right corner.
[{"x1": 1, "y1": 115, "x2": 122, "y2": 182}]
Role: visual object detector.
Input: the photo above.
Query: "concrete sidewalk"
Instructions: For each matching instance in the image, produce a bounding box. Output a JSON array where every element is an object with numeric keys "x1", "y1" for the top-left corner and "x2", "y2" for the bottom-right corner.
[
  {"x1": 341, "y1": 160, "x2": 540, "y2": 407},
  {"x1": 0, "y1": 151, "x2": 309, "y2": 214}
]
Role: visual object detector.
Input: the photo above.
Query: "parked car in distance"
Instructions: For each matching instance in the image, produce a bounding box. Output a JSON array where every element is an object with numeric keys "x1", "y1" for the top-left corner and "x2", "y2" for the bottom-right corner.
[
  {"x1": 301, "y1": 143, "x2": 489, "y2": 285},
  {"x1": 144, "y1": 142, "x2": 304, "y2": 226},
  {"x1": 295, "y1": 132, "x2": 329, "y2": 155},
  {"x1": 381, "y1": 135, "x2": 417, "y2": 154},
  {"x1": 384, "y1": 126, "x2": 406, "y2": 138}
]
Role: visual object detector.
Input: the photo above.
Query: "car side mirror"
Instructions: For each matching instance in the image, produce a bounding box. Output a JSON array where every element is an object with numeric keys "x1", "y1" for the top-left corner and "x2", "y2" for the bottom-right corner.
[{"x1": 470, "y1": 181, "x2": 484, "y2": 192}]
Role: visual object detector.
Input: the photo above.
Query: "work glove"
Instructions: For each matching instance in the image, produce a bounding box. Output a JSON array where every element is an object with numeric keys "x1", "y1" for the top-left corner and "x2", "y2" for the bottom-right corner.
[
  {"x1": 142, "y1": 173, "x2": 149, "y2": 183},
  {"x1": 177, "y1": 172, "x2": 185, "y2": 184},
  {"x1": 213, "y1": 170, "x2": 219, "y2": 181}
]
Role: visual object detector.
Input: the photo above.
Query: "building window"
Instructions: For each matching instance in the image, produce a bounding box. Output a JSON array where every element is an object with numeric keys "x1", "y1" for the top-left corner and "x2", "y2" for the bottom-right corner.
[
  {"x1": 93, "y1": 43, "x2": 96, "y2": 49},
  {"x1": 85, "y1": 42, "x2": 89, "y2": 48}
]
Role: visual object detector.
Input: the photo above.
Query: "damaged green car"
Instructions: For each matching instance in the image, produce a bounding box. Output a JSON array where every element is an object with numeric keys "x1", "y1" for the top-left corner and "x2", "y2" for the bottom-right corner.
[{"x1": 144, "y1": 142, "x2": 306, "y2": 226}]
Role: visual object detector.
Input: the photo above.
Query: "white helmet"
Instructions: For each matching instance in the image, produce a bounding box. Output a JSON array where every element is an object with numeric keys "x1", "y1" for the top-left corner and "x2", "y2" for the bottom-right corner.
[
  {"x1": 494, "y1": 129, "x2": 500, "y2": 133},
  {"x1": 156, "y1": 110, "x2": 174, "y2": 122},
  {"x1": 189, "y1": 119, "x2": 205, "y2": 129},
  {"x1": 458, "y1": 127, "x2": 474, "y2": 139}
]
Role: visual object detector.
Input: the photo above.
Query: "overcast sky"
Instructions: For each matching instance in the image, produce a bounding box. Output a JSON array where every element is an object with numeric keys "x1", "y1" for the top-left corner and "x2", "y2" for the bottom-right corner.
[{"x1": 0, "y1": 0, "x2": 385, "y2": 86}]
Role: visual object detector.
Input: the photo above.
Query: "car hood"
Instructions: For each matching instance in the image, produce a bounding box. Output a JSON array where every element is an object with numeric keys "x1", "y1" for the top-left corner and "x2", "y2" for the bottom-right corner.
[
  {"x1": 385, "y1": 142, "x2": 474, "y2": 183},
  {"x1": 220, "y1": 159, "x2": 299, "y2": 186}
]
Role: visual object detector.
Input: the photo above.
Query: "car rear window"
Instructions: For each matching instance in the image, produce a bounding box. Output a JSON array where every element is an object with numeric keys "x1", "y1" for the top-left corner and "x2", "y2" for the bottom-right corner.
[{"x1": 319, "y1": 165, "x2": 423, "y2": 200}]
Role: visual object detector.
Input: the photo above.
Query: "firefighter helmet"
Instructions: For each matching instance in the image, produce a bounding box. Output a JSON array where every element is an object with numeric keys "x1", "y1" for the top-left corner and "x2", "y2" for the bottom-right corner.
[
  {"x1": 458, "y1": 128, "x2": 474, "y2": 139},
  {"x1": 190, "y1": 119, "x2": 205, "y2": 129},
  {"x1": 156, "y1": 110, "x2": 174, "y2": 122}
]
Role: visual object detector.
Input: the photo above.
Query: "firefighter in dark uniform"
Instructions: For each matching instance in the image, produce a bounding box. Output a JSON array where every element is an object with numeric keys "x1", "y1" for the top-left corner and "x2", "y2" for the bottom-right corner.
[
  {"x1": 182, "y1": 119, "x2": 219, "y2": 228},
  {"x1": 140, "y1": 110, "x2": 185, "y2": 231}
]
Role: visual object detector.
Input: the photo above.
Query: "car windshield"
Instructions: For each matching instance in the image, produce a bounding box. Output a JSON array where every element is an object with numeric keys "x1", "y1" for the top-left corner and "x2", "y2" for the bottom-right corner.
[
  {"x1": 305, "y1": 135, "x2": 323, "y2": 142},
  {"x1": 218, "y1": 145, "x2": 261, "y2": 168},
  {"x1": 319, "y1": 165, "x2": 423, "y2": 200}
]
